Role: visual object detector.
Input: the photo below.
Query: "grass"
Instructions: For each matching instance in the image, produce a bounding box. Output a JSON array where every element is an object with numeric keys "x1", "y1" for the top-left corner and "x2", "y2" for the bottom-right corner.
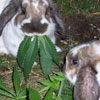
[
  {"x1": 0, "y1": 0, "x2": 100, "y2": 100},
  {"x1": 54, "y1": 0, "x2": 100, "y2": 15}
]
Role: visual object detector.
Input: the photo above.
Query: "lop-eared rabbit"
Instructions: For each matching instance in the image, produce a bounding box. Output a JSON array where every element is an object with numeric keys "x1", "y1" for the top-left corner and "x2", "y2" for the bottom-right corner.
[
  {"x1": 64, "y1": 41, "x2": 100, "y2": 100},
  {"x1": 0, "y1": 0, "x2": 64, "y2": 56}
]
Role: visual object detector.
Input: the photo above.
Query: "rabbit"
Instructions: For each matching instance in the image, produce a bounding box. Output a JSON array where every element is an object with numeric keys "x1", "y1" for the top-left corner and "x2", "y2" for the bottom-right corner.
[
  {"x1": 74, "y1": 64, "x2": 100, "y2": 100},
  {"x1": 0, "y1": 0, "x2": 64, "y2": 57},
  {"x1": 64, "y1": 40, "x2": 100, "y2": 100},
  {"x1": 64, "y1": 40, "x2": 100, "y2": 85}
]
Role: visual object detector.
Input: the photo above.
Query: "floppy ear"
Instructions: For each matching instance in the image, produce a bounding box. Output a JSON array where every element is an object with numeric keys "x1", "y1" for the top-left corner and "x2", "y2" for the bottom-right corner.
[
  {"x1": 0, "y1": 0, "x2": 22, "y2": 36},
  {"x1": 48, "y1": 0, "x2": 65, "y2": 35}
]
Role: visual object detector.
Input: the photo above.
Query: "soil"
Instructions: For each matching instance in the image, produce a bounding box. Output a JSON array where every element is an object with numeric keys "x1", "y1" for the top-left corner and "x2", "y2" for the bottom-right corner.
[{"x1": 59, "y1": 13, "x2": 100, "y2": 44}]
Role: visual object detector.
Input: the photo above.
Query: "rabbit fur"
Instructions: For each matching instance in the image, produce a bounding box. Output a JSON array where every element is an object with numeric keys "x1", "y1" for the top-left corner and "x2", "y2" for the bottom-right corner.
[
  {"x1": 64, "y1": 41, "x2": 100, "y2": 85},
  {"x1": 64, "y1": 41, "x2": 100, "y2": 100},
  {"x1": 0, "y1": 0, "x2": 64, "y2": 56}
]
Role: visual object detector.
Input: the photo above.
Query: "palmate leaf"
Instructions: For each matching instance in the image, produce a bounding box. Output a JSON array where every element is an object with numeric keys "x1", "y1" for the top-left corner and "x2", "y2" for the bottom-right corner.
[
  {"x1": 17, "y1": 36, "x2": 38, "y2": 80},
  {"x1": 39, "y1": 36, "x2": 53, "y2": 78},
  {"x1": 13, "y1": 67, "x2": 20, "y2": 96}
]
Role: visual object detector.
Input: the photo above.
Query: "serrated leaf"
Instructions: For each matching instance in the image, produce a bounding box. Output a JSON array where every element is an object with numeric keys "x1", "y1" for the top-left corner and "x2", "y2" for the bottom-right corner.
[
  {"x1": 28, "y1": 88, "x2": 41, "y2": 100},
  {"x1": 39, "y1": 38, "x2": 53, "y2": 78},
  {"x1": 13, "y1": 67, "x2": 20, "y2": 96},
  {"x1": 0, "y1": 80, "x2": 15, "y2": 96},
  {"x1": 17, "y1": 36, "x2": 32, "y2": 68},
  {"x1": 23, "y1": 36, "x2": 38, "y2": 80},
  {"x1": 39, "y1": 36, "x2": 53, "y2": 78},
  {"x1": 43, "y1": 88, "x2": 53, "y2": 100},
  {"x1": 17, "y1": 36, "x2": 38, "y2": 80},
  {"x1": 44, "y1": 36, "x2": 60, "y2": 66}
]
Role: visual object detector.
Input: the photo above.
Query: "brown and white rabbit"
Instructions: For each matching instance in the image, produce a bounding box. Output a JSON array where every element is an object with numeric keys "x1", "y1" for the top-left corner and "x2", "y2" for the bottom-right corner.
[
  {"x1": 0, "y1": 0, "x2": 64, "y2": 56},
  {"x1": 64, "y1": 40, "x2": 100, "y2": 100}
]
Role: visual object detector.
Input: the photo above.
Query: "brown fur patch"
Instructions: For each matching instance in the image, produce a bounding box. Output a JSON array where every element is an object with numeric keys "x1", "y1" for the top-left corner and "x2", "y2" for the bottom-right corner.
[{"x1": 74, "y1": 66, "x2": 100, "y2": 100}]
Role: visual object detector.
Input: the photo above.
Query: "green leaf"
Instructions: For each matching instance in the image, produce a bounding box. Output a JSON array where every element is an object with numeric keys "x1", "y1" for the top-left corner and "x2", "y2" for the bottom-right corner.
[
  {"x1": 17, "y1": 88, "x2": 27, "y2": 100},
  {"x1": 50, "y1": 76, "x2": 65, "y2": 81},
  {"x1": 54, "y1": 72, "x2": 65, "y2": 77},
  {"x1": 17, "y1": 36, "x2": 38, "y2": 80},
  {"x1": 24, "y1": 36, "x2": 38, "y2": 80},
  {"x1": 39, "y1": 37, "x2": 53, "y2": 78},
  {"x1": 0, "y1": 80, "x2": 15, "y2": 96},
  {"x1": 44, "y1": 36, "x2": 60, "y2": 66},
  {"x1": 17, "y1": 36, "x2": 32, "y2": 68},
  {"x1": 39, "y1": 86, "x2": 50, "y2": 93},
  {"x1": 13, "y1": 67, "x2": 20, "y2": 96},
  {"x1": 0, "y1": 90, "x2": 15, "y2": 98},
  {"x1": 39, "y1": 80, "x2": 53, "y2": 86},
  {"x1": 43, "y1": 88, "x2": 53, "y2": 100},
  {"x1": 28, "y1": 88, "x2": 41, "y2": 100}
]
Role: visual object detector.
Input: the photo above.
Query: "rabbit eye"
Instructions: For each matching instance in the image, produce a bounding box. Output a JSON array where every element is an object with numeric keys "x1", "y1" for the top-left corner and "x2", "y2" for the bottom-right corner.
[
  {"x1": 72, "y1": 59, "x2": 78, "y2": 65},
  {"x1": 71, "y1": 57, "x2": 78, "y2": 65}
]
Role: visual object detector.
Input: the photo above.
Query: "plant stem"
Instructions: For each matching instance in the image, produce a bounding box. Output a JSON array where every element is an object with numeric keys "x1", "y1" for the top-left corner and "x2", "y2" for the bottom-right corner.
[{"x1": 57, "y1": 81, "x2": 65, "y2": 98}]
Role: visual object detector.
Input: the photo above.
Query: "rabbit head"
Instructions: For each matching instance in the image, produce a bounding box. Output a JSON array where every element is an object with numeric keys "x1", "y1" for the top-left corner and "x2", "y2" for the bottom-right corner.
[
  {"x1": 64, "y1": 41, "x2": 100, "y2": 85},
  {"x1": 0, "y1": 0, "x2": 64, "y2": 37}
]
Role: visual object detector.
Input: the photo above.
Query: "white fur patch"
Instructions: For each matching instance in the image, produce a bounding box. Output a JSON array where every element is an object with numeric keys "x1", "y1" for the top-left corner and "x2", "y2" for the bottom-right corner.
[
  {"x1": 41, "y1": 15, "x2": 49, "y2": 24},
  {"x1": 96, "y1": 62, "x2": 100, "y2": 86},
  {"x1": 98, "y1": 98, "x2": 100, "y2": 100},
  {"x1": 22, "y1": 0, "x2": 30, "y2": 5},
  {"x1": 56, "y1": 46, "x2": 62, "y2": 52},
  {"x1": 0, "y1": 0, "x2": 11, "y2": 14},
  {"x1": 21, "y1": 18, "x2": 32, "y2": 27},
  {"x1": 92, "y1": 42, "x2": 100, "y2": 56},
  {"x1": 71, "y1": 44, "x2": 89, "y2": 56},
  {"x1": 0, "y1": 36, "x2": 9, "y2": 54},
  {"x1": 65, "y1": 56, "x2": 69, "y2": 67},
  {"x1": 32, "y1": 1, "x2": 39, "y2": 12},
  {"x1": 96, "y1": 73, "x2": 100, "y2": 86},
  {"x1": 65, "y1": 69, "x2": 77, "y2": 85},
  {"x1": 42, "y1": 0, "x2": 48, "y2": 6},
  {"x1": 96, "y1": 62, "x2": 100, "y2": 73}
]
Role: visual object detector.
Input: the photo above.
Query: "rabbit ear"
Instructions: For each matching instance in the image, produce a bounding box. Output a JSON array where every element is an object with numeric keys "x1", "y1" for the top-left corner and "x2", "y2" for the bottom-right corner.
[
  {"x1": 0, "y1": 0, "x2": 22, "y2": 36},
  {"x1": 48, "y1": 1, "x2": 65, "y2": 35}
]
